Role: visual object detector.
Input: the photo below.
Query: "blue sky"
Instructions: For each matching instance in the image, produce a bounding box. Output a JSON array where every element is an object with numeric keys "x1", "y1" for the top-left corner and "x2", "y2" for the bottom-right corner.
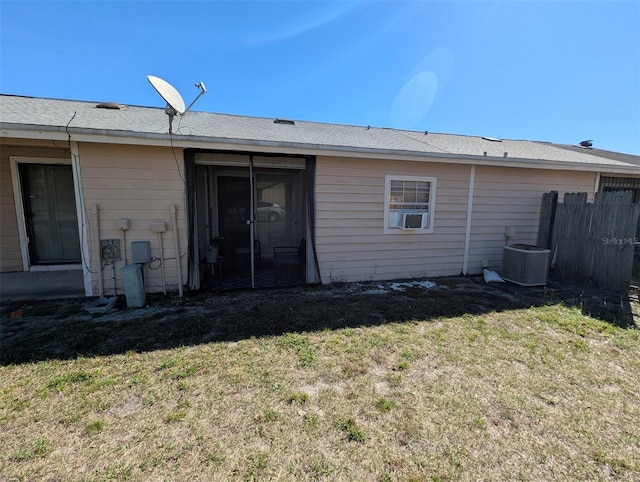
[{"x1": 1, "y1": 1, "x2": 639, "y2": 155}]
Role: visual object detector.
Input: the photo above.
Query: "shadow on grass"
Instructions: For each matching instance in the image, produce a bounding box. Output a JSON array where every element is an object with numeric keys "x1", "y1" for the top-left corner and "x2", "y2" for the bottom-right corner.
[{"x1": 1, "y1": 276, "x2": 637, "y2": 365}]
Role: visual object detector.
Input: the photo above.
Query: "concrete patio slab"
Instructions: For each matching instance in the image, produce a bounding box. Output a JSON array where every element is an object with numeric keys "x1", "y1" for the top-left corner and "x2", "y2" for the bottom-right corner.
[{"x1": 0, "y1": 270, "x2": 85, "y2": 303}]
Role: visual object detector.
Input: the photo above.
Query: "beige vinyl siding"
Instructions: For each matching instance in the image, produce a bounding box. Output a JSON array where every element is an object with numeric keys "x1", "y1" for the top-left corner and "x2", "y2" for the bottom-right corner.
[
  {"x1": 78, "y1": 143, "x2": 187, "y2": 296},
  {"x1": 0, "y1": 151, "x2": 21, "y2": 272},
  {"x1": 467, "y1": 166, "x2": 597, "y2": 274},
  {"x1": 315, "y1": 156, "x2": 470, "y2": 283},
  {"x1": 0, "y1": 140, "x2": 70, "y2": 272}
]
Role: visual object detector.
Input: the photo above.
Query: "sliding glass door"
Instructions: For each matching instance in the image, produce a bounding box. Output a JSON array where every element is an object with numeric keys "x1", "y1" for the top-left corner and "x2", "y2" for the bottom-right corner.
[
  {"x1": 254, "y1": 170, "x2": 303, "y2": 269},
  {"x1": 194, "y1": 154, "x2": 306, "y2": 289}
]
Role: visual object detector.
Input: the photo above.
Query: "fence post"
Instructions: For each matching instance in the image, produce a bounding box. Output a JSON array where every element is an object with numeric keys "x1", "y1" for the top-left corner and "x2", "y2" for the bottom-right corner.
[
  {"x1": 537, "y1": 191, "x2": 558, "y2": 249},
  {"x1": 549, "y1": 190, "x2": 639, "y2": 293},
  {"x1": 592, "y1": 191, "x2": 639, "y2": 292}
]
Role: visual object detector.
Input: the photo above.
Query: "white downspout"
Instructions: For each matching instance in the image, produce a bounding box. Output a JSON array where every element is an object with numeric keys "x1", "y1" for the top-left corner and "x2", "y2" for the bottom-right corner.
[
  {"x1": 462, "y1": 164, "x2": 476, "y2": 275},
  {"x1": 70, "y1": 141, "x2": 93, "y2": 297},
  {"x1": 593, "y1": 172, "x2": 601, "y2": 201}
]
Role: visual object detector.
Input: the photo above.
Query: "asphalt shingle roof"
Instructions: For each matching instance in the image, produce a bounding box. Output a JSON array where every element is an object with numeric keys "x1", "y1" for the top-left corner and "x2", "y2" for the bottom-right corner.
[
  {"x1": 549, "y1": 143, "x2": 640, "y2": 167},
  {"x1": 1, "y1": 94, "x2": 638, "y2": 171}
]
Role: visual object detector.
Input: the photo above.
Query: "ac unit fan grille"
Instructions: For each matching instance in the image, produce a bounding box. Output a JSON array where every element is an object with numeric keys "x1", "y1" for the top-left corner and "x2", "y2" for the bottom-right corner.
[{"x1": 501, "y1": 245, "x2": 550, "y2": 286}]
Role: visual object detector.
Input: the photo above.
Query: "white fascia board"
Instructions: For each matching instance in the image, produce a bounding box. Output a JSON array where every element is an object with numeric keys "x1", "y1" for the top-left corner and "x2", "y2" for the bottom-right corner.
[
  {"x1": 2, "y1": 124, "x2": 639, "y2": 175},
  {"x1": 1, "y1": 127, "x2": 69, "y2": 141}
]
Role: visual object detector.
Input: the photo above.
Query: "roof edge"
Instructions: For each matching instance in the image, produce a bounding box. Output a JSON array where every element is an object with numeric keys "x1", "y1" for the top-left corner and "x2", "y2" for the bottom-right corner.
[{"x1": 2, "y1": 123, "x2": 639, "y2": 175}]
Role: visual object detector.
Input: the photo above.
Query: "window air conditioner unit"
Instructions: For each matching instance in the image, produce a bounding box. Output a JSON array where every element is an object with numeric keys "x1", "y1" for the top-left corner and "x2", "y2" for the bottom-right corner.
[
  {"x1": 501, "y1": 244, "x2": 550, "y2": 286},
  {"x1": 398, "y1": 212, "x2": 428, "y2": 230}
]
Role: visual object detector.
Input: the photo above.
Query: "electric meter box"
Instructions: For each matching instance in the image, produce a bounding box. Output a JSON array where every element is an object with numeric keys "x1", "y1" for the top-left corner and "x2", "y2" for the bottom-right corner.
[
  {"x1": 100, "y1": 239, "x2": 121, "y2": 261},
  {"x1": 131, "y1": 241, "x2": 152, "y2": 264}
]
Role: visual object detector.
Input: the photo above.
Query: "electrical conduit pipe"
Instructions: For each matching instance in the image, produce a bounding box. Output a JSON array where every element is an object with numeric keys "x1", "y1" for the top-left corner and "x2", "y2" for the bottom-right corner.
[
  {"x1": 170, "y1": 205, "x2": 183, "y2": 297},
  {"x1": 151, "y1": 221, "x2": 168, "y2": 296},
  {"x1": 91, "y1": 204, "x2": 104, "y2": 297},
  {"x1": 159, "y1": 231, "x2": 167, "y2": 296}
]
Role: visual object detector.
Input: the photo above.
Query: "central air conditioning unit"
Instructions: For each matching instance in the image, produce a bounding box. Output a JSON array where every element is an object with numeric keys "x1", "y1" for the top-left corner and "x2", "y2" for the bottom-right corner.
[
  {"x1": 501, "y1": 244, "x2": 551, "y2": 286},
  {"x1": 398, "y1": 212, "x2": 428, "y2": 230}
]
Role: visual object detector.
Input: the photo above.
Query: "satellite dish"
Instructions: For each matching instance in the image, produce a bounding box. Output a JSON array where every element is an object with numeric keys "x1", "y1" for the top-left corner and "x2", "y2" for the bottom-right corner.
[
  {"x1": 148, "y1": 75, "x2": 186, "y2": 114},
  {"x1": 147, "y1": 75, "x2": 206, "y2": 133}
]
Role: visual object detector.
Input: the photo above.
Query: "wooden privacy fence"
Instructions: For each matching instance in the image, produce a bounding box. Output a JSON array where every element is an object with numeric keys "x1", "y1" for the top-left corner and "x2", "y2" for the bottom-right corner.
[{"x1": 538, "y1": 190, "x2": 640, "y2": 293}]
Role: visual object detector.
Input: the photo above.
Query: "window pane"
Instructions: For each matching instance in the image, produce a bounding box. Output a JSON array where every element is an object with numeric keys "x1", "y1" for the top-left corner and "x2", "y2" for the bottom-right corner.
[
  {"x1": 386, "y1": 176, "x2": 435, "y2": 232},
  {"x1": 404, "y1": 190, "x2": 417, "y2": 203},
  {"x1": 416, "y1": 185, "x2": 430, "y2": 203},
  {"x1": 388, "y1": 180, "x2": 431, "y2": 211},
  {"x1": 404, "y1": 203, "x2": 428, "y2": 211}
]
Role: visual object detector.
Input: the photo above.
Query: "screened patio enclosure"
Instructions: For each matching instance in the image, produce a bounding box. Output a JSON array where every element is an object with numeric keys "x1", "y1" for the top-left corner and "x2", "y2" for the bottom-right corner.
[{"x1": 186, "y1": 151, "x2": 319, "y2": 290}]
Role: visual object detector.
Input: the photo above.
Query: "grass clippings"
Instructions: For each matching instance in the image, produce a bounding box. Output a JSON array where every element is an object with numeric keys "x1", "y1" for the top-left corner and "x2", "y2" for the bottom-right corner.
[{"x1": 1, "y1": 277, "x2": 639, "y2": 481}]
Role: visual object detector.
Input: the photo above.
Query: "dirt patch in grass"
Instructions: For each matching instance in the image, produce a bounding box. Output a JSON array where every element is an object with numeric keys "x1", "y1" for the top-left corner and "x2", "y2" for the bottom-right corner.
[
  {"x1": 2, "y1": 276, "x2": 637, "y2": 365},
  {"x1": 1, "y1": 276, "x2": 639, "y2": 481}
]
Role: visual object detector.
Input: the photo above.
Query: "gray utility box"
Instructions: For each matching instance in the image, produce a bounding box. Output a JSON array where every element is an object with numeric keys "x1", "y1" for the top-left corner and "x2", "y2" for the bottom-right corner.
[
  {"x1": 131, "y1": 241, "x2": 152, "y2": 264},
  {"x1": 121, "y1": 264, "x2": 145, "y2": 308},
  {"x1": 502, "y1": 244, "x2": 551, "y2": 286}
]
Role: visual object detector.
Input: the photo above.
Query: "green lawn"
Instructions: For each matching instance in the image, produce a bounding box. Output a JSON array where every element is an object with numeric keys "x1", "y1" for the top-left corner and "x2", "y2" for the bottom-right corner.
[{"x1": 1, "y1": 280, "x2": 639, "y2": 481}]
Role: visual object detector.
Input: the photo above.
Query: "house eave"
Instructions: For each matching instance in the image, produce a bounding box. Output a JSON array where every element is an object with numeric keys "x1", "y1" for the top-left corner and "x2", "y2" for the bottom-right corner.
[{"x1": 2, "y1": 123, "x2": 638, "y2": 175}]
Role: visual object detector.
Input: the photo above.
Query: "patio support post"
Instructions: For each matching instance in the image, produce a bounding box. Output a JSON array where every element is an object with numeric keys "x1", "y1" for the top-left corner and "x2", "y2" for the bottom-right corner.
[{"x1": 170, "y1": 204, "x2": 183, "y2": 297}]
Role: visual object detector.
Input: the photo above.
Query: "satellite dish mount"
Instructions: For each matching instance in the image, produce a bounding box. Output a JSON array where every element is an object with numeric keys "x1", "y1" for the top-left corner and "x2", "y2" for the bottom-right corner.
[{"x1": 147, "y1": 75, "x2": 206, "y2": 134}]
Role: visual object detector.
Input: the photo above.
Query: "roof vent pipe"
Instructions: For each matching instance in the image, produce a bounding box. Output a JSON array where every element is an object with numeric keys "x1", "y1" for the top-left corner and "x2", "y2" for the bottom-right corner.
[{"x1": 503, "y1": 152, "x2": 508, "y2": 157}]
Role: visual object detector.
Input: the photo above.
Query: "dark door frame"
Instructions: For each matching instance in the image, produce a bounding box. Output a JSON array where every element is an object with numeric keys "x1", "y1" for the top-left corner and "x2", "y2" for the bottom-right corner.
[{"x1": 185, "y1": 149, "x2": 320, "y2": 290}]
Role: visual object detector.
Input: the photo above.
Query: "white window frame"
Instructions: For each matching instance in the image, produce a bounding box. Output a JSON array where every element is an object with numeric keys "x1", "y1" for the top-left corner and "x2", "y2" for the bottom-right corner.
[
  {"x1": 9, "y1": 152, "x2": 92, "y2": 296},
  {"x1": 384, "y1": 175, "x2": 436, "y2": 234}
]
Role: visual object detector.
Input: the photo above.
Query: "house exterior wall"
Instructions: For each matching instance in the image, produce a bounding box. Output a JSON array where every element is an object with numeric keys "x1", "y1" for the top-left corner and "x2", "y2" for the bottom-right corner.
[
  {"x1": 0, "y1": 140, "x2": 70, "y2": 272},
  {"x1": 467, "y1": 165, "x2": 597, "y2": 274},
  {"x1": 315, "y1": 156, "x2": 471, "y2": 283},
  {"x1": 1, "y1": 135, "x2": 633, "y2": 294},
  {"x1": 78, "y1": 143, "x2": 187, "y2": 296},
  {"x1": 314, "y1": 155, "x2": 599, "y2": 283}
]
